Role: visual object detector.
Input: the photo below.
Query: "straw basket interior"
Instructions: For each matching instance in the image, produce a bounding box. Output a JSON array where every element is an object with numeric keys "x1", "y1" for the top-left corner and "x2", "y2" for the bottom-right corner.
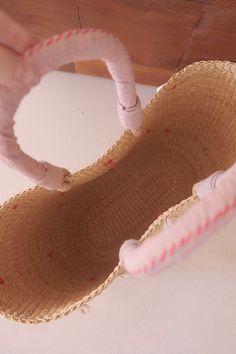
[{"x1": 1, "y1": 61, "x2": 236, "y2": 323}]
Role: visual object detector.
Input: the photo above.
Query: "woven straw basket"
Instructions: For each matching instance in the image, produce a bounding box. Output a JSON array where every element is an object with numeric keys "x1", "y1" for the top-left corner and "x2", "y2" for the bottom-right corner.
[{"x1": 1, "y1": 27, "x2": 236, "y2": 324}]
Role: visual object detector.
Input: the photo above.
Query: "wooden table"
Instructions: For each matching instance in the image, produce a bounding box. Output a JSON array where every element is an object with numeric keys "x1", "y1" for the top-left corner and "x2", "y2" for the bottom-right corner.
[{"x1": 0, "y1": 0, "x2": 236, "y2": 85}]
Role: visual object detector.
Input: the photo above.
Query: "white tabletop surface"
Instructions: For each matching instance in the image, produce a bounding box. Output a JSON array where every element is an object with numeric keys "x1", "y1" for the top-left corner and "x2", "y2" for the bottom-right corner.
[{"x1": 0, "y1": 71, "x2": 235, "y2": 354}]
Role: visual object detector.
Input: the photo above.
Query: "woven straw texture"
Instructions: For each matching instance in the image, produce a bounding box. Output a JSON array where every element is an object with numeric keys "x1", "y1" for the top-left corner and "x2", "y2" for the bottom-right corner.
[{"x1": 0, "y1": 60, "x2": 236, "y2": 324}]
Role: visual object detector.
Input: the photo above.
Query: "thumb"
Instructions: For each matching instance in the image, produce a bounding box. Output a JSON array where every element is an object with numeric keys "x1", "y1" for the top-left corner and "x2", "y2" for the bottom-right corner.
[
  {"x1": 0, "y1": 45, "x2": 23, "y2": 85},
  {"x1": 0, "y1": 10, "x2": 38, "y2": 53}
]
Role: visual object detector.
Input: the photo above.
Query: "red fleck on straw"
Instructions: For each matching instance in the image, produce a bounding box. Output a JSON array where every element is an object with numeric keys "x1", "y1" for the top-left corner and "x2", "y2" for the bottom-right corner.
[
  {"x1": 58, "y1": 203, "x2": 64, "y2": 207},
  {"x1": 172, "y1": 85, "x2": 177, "y2": 90},
  {"x1": 164, "y1": 128, "x2": 171, "y2": 134},
  {"x1": 146, "y1": 129, "x2": 151, "y2": 134},
  {"x1": 48, "y1": 252, "x2": 53, "y2": 259},
  {"x1": 0, "y1": 277, "x2": 5, "y2": 285},
  {"x1": 90, "y1": 277, "x2": 95, "y2": 281},
  {"x1": 12, "y1": 204, "x2": 18, "y2": 210},
  {"x1": 104, "y1": 159, "x2": 115, "y2": 168},
  {"x1": 59, "y1": 192, "x2": 65, "y2": 197}
]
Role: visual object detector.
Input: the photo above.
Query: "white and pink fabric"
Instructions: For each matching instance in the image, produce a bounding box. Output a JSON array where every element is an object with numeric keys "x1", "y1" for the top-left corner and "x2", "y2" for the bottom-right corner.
[
  {"x1": 119, "y1": 169, "x2": 236, "y2": 275},
  {"x1": 0, "y1": 28, "x2": 142, "y2": 190}
]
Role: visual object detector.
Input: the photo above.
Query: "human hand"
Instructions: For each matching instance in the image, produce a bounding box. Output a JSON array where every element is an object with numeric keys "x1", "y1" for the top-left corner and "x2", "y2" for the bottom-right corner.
[{"x1": 0, "y1": 10, "x2": 38, "y2": 85}]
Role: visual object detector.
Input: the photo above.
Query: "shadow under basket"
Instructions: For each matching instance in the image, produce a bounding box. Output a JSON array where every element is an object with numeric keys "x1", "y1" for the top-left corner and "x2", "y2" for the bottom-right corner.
[{"x1": 1, "y1": 60, "x2": 236, "y2": 324}]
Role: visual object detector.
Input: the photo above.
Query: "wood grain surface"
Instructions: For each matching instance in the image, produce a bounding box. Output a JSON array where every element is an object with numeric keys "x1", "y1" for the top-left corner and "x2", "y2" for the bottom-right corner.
[
  {"x1": 75, "y1": 0, "x2": 236, "y2": 84},
  {"x1": 0, "y1": 1, "x2": 236, "y2": 84}
]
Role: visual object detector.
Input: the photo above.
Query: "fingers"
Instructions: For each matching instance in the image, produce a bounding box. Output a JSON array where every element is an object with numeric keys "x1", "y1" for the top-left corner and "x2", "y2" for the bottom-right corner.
[
  {"x1": 0, "y1": 45, "x2": 19, "y2": 85},
  {"x1": 0, "y1": 10, "x2": 38, "y2": 85},
  {"x1": 0, "y1": 10, "x2": 37, "y2": 53}
]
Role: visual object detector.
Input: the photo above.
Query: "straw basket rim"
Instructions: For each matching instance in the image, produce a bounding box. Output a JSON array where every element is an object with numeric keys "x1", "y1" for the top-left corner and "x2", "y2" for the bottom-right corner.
[{"x1": 0, "y1": 59, "x2": 233, "y2": 323}]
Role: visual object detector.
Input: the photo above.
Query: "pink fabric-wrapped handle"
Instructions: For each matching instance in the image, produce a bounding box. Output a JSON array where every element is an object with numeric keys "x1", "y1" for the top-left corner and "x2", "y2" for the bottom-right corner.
[
  {"x1": 119, "y1": 167, "x2": 235, "y2": 277},
  {"x1": 0, "y1": 28, "x2": 142, "y2": 190}
]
